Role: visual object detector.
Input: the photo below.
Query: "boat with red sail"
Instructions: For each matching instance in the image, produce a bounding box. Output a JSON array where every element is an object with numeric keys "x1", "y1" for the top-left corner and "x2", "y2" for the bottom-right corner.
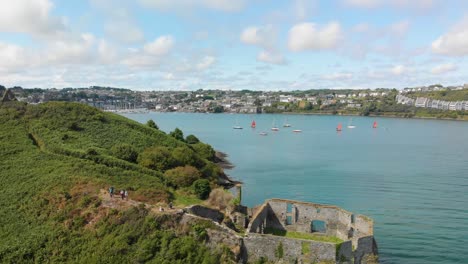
[
  {"x1": 251, "y1": 120, "x2": 256, "y2": 128},
  {"x1": 336, "y1": 123, "x2": 342, "y2": 131},
  {"x1": 373, "y1": 121, "x2": 378, "y2": 129}
]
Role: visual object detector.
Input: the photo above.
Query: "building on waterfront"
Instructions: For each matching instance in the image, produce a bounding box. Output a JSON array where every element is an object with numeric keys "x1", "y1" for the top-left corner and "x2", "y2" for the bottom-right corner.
[{"x1": 415, "y1": 97, "x2": 429, "y2": 108}]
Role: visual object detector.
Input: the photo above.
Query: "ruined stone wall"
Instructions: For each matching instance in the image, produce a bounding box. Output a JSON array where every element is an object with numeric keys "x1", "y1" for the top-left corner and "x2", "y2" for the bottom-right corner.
[
  {"x1": 185, "y1": 205, "x2": 224, "y2": 223},
  {"x1": 243, "y1": 233, "x2": 336, "y2": 263},
  {"x1": 247, "y1": 203, "x2": 269, "y2": 233},
  {"x1": 264, "y1": 199, "x2": 373, "y2": 244}
]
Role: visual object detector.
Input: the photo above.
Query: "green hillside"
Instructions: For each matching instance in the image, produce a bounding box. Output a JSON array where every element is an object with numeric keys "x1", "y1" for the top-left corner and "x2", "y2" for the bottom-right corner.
[
  {"x1": 0, "y1": 101, "x2": 230, "y2": 263},
  {"x1": 407, "y1": 89, "x2": 468, "y2": 101}
]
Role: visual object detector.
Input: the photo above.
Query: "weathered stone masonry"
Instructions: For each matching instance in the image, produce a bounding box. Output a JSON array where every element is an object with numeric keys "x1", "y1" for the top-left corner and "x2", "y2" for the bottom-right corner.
[{"x1": 244, "y1": 199, "x2": 378, "y2": 263}]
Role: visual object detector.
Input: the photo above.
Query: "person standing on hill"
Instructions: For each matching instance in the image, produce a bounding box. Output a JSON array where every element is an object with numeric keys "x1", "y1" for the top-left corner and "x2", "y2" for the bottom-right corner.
[
  {"x1": 109, "y1": 186, "x2": 114, "y2": 198},
  {"x1": 120, "y1": 190, "x2": 124, "y2": 200},
  {"x1": 124, "y1": 190, "x2": 128, "y2": 200}
]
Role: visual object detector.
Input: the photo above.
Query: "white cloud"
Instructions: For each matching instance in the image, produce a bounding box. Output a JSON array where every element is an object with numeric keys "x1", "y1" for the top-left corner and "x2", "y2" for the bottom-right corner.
[
  {"x1": 288, "y1": 22, "x2": 343, "y2": 51},
  {"x1": 322, "y1": 72, "x2": 353, "y2": 80},
  {"x1": 391, "y1": 65, "x2": 408, "y2": 75},
  {"x1": 196, "y1": 56, "x2": 216, "y2": 70},
  {"x1": 0, "y1": 42, "x2": 35, "y2": 72},
  {"x1": 389, "y1": 20, "x2": 410, "y2": 37},
  {"x1": 257, "y1": 50, "x2": 285, "y2": 65},
  {"x1": 240, "y1": 25, "x2": 276, "y2": 49},
  {"x1": 352, "y1": 23, "x2": 371, "y2": 33},
  {"x1": 431, "y1": 17, "x2": 468, "y2": 56},
  {"x1": 143, "y1": 35, "x2": 174, "y2": 56},
  {"x1": 431, "y1": 63, "x2": 457, "y2": 74},
  {"x1": 343, "y1": 0, "x2": 438, "y2": 10},
  {"x1": 293, "y1": 0, "x2": 317, "y2": 21},
  {"x1": 0, "y1": 0, "x2": 65, "y2": 35},
  {"x1": 139, "y1": 0, "x2": 245, "y2": 12},
  {"x1": 46, "y1": 33, "x2": 97, "y2": 64},
  {"x1": 343, "y1": 0, "x2": 380, "y2": 8}
]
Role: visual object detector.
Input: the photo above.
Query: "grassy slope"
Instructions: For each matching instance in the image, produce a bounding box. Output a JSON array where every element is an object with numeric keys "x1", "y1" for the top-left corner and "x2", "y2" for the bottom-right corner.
[
  {"x1": 407, "y1": 89, "x2": 468, "y2": 101},
  {"x1": 0, "y1": 102, "x2": 224, "y2": 263}
]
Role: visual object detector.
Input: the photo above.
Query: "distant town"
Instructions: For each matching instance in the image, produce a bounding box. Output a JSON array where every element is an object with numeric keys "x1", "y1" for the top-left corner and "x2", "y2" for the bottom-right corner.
[{"x1": 1, "y1": 83, "x2": 467, "y2": 119}]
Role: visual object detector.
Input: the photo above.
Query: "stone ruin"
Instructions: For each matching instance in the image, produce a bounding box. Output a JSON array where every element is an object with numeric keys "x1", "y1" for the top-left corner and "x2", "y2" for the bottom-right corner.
[{"x1": 243, "y1": 198, "x2": 378, "y2": 263}]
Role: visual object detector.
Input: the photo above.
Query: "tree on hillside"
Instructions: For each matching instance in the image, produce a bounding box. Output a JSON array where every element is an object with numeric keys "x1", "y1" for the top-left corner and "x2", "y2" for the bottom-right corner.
[
  {"x1": 111, "y1": 143, "x2": 139, "y2": 163},
  {"x1": 193, "y1": 179, "x2": 211, "y2": 200},
  {"x1": 146, "y1": 119, "x2": 159, "y2": 130},
  {"x1": 170, "y1": 128, "x2": 184, "y2": 141},
  {"x1": 186, "y1": 134, "x2": 200, "y2": 144},
  {"x1": 138, "y1": 146, "x2": 177, "y2": 171},
  {"x1": 164, "y1": 165, "x2": 202, "y2": 188}
]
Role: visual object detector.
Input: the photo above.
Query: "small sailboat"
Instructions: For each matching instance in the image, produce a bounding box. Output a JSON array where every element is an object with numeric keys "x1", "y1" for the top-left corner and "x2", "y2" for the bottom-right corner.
[
  {"x1": 283, "y1": 118, "x2": 291, "y2": 127},
  {"x1": 336, "y1": 123, "x2": 342, "y2": 132},
  {"x1": 259, "y1": 132, "x2": 268, "y2": 136},
  {"x1": 373, "y1": 121, "x2": 378, "y2": 129},
  {"x1": 233, "y1": 117, "x2": 243, "y2": 129},
  {"x1": 251, "y1": 120, "x2": 256, "y2": 128},
  {"x1": 271, "y1": 119, "x2": 279, "y2": 131},
  {"x1": 347, "y1": 118, "x2": 356, "y2": 129},
  {"x1": 292, "y1": 129, "x2": 302, "y2": 133}
]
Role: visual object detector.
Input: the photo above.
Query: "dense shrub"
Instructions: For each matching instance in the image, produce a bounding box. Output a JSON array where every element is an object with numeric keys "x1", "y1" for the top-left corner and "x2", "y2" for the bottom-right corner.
[
  {"x1": 185, "y1": 134, "x2": 200, "y2": 144},
  {"x1": 164, "y1": 166, "x2": 202, "y2": 188},
  {"x1": 138, "y1": 146, "x2": 177, "y2": 171},
  {"x1": 146, "y1": 119, "x2": 158, "y2": 130},
  {"x1": 111, "y1": 143, "x2": 139, "y2": 163},
  {"x1": 169, "y1": 128, "x2": 184, "y2": 142},
  {"x1": 193, "y1": 179, "x2": 211, "y2": 200}
]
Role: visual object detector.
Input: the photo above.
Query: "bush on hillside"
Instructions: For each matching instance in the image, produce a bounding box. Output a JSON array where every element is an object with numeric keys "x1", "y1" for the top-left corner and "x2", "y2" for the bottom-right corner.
[
  {"x1": 146, "y1": 119, "x2": 159, "y2": 130},
  {"x1": 170, "y1": 128, "x2": 184, "y2": 142},
  {"x1": 138, "y1": 146, "x2": 177, "y2": 171},
  {"x1": 206, "y1": 188, "x2": 233, "y2": 210},
  {"x1": 185, "y1": 134, "x2": 199, "y2": 144},
  {"x1": 193, "y1": 179, "x2": 211, "y2": 200},
  {"x1": 164, "y1": 166, "x2": 201, "y2": 188},
  {"x1": 172, "y1": 146, "x2": 204, "y2": 168},
  {"x1": 111, "y1": 143, "x2": 139, "y2": 163},
  {"x1": 191, "y1": 142, "x2": 216, "y2": 161}
]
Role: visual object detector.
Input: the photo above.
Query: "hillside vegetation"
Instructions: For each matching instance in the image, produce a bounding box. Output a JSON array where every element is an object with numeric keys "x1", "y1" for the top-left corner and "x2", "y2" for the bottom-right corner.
[
  {"x1": 407, "y1": 89, "x2": 468, "y2": 101},
  {"x1": 0, "y1": 101, "x2": 230, "y2": 263}
]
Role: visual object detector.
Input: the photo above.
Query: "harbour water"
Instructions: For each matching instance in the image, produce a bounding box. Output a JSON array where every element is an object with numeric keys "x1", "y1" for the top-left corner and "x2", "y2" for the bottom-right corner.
[{"x1": 124, "y1": 112, "x2": 468, "y2": 264}]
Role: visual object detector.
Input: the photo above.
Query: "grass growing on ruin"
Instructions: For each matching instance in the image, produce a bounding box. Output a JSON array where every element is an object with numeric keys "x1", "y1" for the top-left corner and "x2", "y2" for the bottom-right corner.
[{"x1": 264, "y1": 228, "x2": 343, "y2": 244}]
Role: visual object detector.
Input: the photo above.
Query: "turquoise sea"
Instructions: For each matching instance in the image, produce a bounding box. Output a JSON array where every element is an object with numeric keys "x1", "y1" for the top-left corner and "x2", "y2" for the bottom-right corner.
[{"x1": 123, "y1": 113, "x2": 468, "y2": 264}]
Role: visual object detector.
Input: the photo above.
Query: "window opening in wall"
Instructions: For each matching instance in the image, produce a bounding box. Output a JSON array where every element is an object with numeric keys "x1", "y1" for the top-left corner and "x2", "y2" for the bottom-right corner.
[
  {"x1": 287, "y1": 203, "x2": 293, "y2": 213},
  {"x1": 351, "y1": 214, "x2": 355, "y2": 224},
  {"x1": 348, "y1": 227, "x2": 354, "y2": 239},
  {"x1": 286, "y1": 216, "x2": 292, "y2": 225},
  {"x1": 311, "y1": 220, "x2": 327, "y2": 233}
]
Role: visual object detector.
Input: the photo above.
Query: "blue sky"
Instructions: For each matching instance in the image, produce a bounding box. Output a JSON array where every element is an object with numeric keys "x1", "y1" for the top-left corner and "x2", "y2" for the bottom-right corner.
[{"x1": 0, "y1": 0, "x2": 467, "y2": 90}]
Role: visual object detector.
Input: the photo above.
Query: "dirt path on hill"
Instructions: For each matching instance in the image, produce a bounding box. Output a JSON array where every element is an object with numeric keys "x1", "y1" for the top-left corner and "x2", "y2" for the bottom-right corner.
[{"x1": 98, "y1": 189, "x2": 181, "y2": 215}]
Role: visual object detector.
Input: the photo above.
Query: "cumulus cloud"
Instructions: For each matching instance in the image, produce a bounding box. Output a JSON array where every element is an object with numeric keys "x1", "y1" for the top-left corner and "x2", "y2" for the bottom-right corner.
[
  {"x1": 431, "y1": 63, "x2": 457, "y2": 74},
  {"x1": 288, "y1": 22, "x2": 343, "y2": 51},
  {"x1": 322, "y1": 72, "x2": 353, "y2": 80},
  {"x1": 143, "y1": 36, "x2": 175, "y2": 56},
  {"x1": 0, "y1": 0, "x2": 65, "y2": 35},
  {"x1": 343, "y1": 0, "x2": 380, "y2": 9},
  {"x1": 240, "y1": 25, "x2": 276, "y2": 49},
  {"x1": 196, "y1": 56, "x2": 216, "y2": 70},
  {"x1": 257, "y1": 50, "x2": 285, "y2": 65},
  {"x1": 139, "y1": 0, "x2": 245, "y2": 12},
  {"x1": 240, "y1": 25, "x2": 285, "y2": 65},
  {"x1": 293, "y1": 0, "x2": 317, "y2": 21},
  {"x1": 343, "y1": 0, "x2": 438, "y2": 10},
  {"x1": 431, "y1": 17, "x2": 468, "y2": 56},
  {"x1": 391, "y1": 65, "x2": 408, "y2": 75}
]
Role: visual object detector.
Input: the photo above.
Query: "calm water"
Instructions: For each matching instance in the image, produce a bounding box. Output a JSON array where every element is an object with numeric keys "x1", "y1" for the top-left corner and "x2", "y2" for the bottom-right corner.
[{"x1": 124, "y1": 113, "x2": 468, "y2": 264}]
